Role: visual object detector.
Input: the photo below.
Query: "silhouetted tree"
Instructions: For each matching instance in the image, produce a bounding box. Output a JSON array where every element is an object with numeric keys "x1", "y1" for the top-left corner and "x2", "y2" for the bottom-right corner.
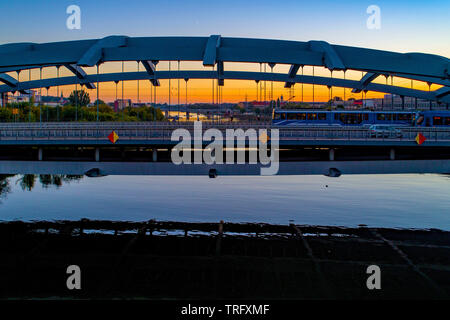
[
  {"x1": 69, "y1": 90, "x2": 90, "y2": 106},
  {"x1": 39, "y1": 175, "x2": 53, "y2": 188},
  {"x1": 52, "y1": 175, "x2": 63, "y2": 187},
  {"x1": 0, "y1": 174, "x2": 14, "y2": 201},
  {"x1": 18, "y1": 174, "x2": 36, "y2": 191},
  {"x1": 93, "y1": 99, "x2": 105, "y2": 106}
]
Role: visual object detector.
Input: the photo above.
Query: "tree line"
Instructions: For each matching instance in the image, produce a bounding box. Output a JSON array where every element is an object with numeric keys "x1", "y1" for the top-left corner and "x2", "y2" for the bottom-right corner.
[
  {"x1": 0, "y1": 174, "x2": 84, "y2": 202},
  {"x1": 0, "y1": 90, "x2": 165, "y2": 122}
]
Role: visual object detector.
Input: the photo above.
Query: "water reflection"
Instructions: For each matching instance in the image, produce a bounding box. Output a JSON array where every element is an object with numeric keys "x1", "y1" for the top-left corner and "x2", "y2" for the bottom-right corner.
[
  {"x1": 18, "y1": 174, "x2": 36, "y2": 191},
  {"x1": 0, "y1": 174, "x2": 84, "y2": 200},
  {"x1": 0, "y1": 174, "x2": 14, "y2": 201},
  {"x1": 0, "y1": 174, "x2": 448, "y2": 230}
]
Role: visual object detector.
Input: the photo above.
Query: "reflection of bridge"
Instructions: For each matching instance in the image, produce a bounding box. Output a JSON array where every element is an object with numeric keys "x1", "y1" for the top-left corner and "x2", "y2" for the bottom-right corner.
[{"x1": 0, "y1": 35, "x2": 449, "y2": 105}]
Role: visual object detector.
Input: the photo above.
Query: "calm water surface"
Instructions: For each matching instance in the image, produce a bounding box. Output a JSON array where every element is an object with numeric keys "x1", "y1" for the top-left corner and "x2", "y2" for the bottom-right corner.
[{"x1": 0, "y1": 174, "x2": 449, "y2": 230}]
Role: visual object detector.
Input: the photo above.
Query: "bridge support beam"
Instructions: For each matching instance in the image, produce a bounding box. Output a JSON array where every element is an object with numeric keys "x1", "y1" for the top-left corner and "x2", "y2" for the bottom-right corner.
[
  {"x1": 329, "y1": 148, "x2": 335, "y2": 161},
  {"x1": 38, "y1": 147, "x2": 43, "y2": 161},
  {"x1": 95, "y1": 148, "x2": 100, "y2": 162},
  {"x1": 390, "y1": 148, "x2": 395, "y2": 160},
  {"x1": 152, "y1": 149, "x2": 158, "y2": 162}
]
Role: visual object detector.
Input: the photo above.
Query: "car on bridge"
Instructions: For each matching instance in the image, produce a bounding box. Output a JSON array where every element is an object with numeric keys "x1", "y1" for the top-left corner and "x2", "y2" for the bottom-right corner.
[{"x1": 368, "y1": 125, "x2": 403, "y2": 138}]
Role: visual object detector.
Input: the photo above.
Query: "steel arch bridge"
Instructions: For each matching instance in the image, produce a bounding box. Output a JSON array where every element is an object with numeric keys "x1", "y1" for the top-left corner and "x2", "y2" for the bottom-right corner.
[{"x1": 0, "y1": 35, "x2": 449, "y2": 104}]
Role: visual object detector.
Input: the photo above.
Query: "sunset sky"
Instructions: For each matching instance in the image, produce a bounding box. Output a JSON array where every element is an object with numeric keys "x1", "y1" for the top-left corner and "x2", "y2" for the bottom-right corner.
[{"x1": 1, "y1": 0, "x2": 449, "y2": 103}]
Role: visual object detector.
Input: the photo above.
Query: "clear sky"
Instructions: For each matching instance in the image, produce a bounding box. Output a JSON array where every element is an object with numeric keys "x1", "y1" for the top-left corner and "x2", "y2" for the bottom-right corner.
[{"x1": 1, "y1": 0, "x2": 449, "y2": 103}]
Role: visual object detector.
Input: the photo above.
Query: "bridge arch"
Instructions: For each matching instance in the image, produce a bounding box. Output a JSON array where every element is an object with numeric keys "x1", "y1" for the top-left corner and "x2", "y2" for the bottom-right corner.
[{"x1": 0, "y1": 35, "x2": 448, "y2": 104}]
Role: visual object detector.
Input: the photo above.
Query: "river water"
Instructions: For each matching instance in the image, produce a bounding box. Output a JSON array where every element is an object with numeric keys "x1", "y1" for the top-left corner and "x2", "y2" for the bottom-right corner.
[{"x1": 0, "y1": 173, "x2": 449, "y2": 230}]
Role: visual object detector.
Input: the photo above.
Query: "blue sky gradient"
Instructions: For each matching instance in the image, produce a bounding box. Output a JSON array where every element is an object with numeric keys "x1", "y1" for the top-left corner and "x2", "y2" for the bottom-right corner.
[{"x1": 1, "y1": 0, "x2": 449, "y2": 56}]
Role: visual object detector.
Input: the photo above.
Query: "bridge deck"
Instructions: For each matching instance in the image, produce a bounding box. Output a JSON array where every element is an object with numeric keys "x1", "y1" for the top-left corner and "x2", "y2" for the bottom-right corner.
[{"x1": 0, "y1": 122, "x2": 449, "y2": 147}]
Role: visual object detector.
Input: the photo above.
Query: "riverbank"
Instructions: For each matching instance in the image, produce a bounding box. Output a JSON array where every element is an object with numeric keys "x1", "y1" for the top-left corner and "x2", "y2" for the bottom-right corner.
[{"x1": 1, "y1": 219, "x2": 449, "y2": 299}]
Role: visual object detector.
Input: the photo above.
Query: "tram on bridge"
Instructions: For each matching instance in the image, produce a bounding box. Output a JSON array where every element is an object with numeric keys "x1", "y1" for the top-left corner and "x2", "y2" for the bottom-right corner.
[{"x1": 272, "y1": 110, "x2": 450, "y2": 127}]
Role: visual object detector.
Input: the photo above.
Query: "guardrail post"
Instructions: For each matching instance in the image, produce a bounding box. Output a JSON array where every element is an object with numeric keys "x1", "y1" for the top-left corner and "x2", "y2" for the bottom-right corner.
[
  {"x1": 390, "y1": 148, "x2": 395, "y2": 160},
  {"x1": 329, "y1": 148, "x2": 335, "y2": 161}
]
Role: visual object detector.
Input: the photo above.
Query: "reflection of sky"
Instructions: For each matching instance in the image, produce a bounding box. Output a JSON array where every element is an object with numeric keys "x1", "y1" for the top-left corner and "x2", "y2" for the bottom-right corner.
[
  {"x1": 1, "y1": 174, "x2": 449, "y2": 230},
  {"x1": 1, "y1": 1, "x2": 449, "y2": 102}
]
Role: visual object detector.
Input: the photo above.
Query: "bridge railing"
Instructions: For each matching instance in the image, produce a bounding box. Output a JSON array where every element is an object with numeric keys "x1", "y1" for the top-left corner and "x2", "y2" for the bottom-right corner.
[
  {"x1": 278, "y1": 127, "x2": 450, "y2": 142},
  {"x1": 0, "y1": 124, "x2": 449, "y2": 142},
  {"x1": 0, "y1": 121, "x2": 271, "y2": 129}
]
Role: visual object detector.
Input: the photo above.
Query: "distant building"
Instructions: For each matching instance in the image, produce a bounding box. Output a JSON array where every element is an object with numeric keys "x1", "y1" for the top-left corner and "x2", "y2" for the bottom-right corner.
[
  {"x1": 1, "y1": 91, "x2": 69, "y2": 107},
  {"x1": 246, "y1": 101, "x2": 270, "y2": 110},
  {"x1": 0, "y1": 93, "x2": 9, "y2": 107},
  {"x1": 382, "y1": 94, "x2": 436, "y2": 109},
  {"x1": 40, "y1": 94, "x2": 69, "y2": 106},
  {"x1": 114, "y1": 99, "x2": 132, "y2": 112},
  {"x1": 2, "y1": 92, "x2": 31, "y2": 105}
]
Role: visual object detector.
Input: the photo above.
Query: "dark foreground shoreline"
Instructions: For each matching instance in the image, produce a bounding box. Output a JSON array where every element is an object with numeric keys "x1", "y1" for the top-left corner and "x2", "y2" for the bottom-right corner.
[{"x1": 0, "y1": 219, "x2": 449, "y2": 300}]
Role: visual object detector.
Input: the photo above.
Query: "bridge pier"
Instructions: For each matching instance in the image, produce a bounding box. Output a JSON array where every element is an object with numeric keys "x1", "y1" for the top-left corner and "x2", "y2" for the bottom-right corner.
[
  {"x1": 95, "y1": 148, "x2": 100, "y2": 162},
  {"x1": 329, "y1": 148, "x2": 335, "y2": 161},
  {"x1": 390, "y1": 148, "x2": 395, "y2": 160},
  {"x1": 152, "y1": 149, "x2": 158, "y2": 162},
  {"x1": 38, "y1": 147, "x2": 43, "y2": 161}
]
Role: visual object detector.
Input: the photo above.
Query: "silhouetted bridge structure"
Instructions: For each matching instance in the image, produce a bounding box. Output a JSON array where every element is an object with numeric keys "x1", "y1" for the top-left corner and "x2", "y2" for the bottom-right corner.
[
  {"x1": 0, "y1": 35, "x2": 449, "y2": 108},
  {"x1": 0, "y1": 35, "x2": 449, "y2": 175}
]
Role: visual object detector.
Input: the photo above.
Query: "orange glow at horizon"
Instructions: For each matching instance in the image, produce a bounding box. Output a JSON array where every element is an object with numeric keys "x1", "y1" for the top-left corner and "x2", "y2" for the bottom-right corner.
[{"x1": 11, "y1": 61, "x2": 442, "y2": 104}]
